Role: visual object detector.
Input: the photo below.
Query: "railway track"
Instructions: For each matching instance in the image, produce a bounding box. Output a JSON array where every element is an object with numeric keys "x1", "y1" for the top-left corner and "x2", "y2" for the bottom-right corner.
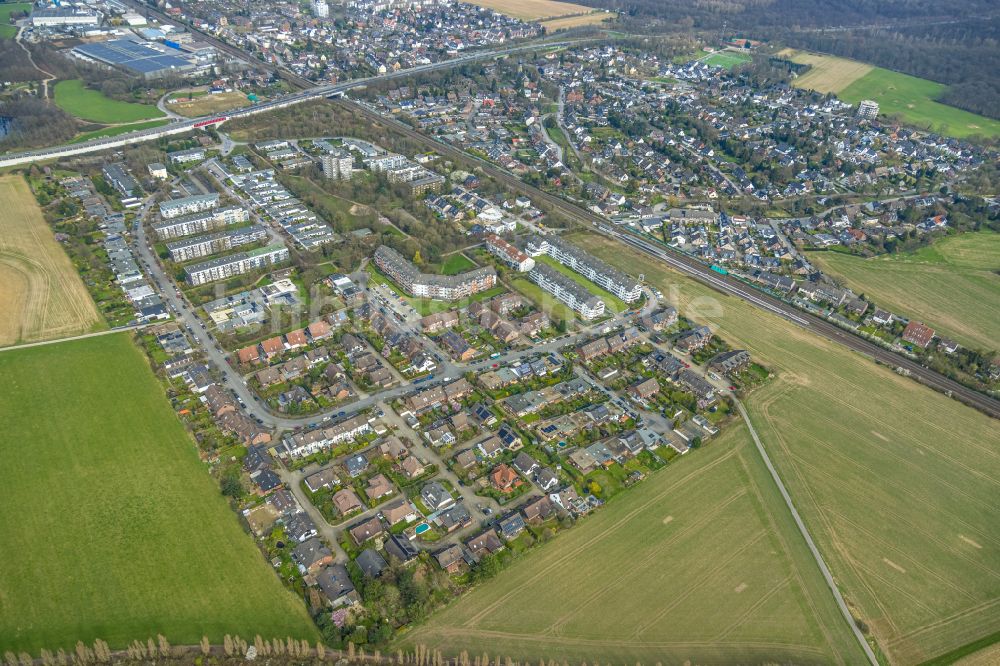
[{"x1": 340, "y1": 99, "x2": 1000, "y2": 419}]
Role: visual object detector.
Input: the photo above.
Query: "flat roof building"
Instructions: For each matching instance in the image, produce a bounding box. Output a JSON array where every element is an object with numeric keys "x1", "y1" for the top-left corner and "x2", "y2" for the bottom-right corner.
[
  {"x1": 373, "y1": 245, "x2": 496, "y2": 301},
  {"x1": 184, "y1": 244, "x2": 289, "y2": 286},
  {"x1": 528, "y1": 263, "x2": 605, "y2": 320},
  {"x1": 159, "y1": 193, "x2": 220, "y2": 220},
  {"x1": 524, "y1": 235, "x2": 641, "y2": 302}
]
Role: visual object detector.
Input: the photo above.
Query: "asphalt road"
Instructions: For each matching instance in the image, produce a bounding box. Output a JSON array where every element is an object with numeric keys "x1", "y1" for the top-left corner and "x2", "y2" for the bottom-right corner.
[{"x1": 340, "y1": 99, "x2": 1000, "y2": 419}]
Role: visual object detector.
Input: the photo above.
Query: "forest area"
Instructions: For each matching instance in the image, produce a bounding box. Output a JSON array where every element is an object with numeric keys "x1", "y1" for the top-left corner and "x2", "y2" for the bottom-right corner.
[{"x1": 574, "y1": 0, "x2": 1000, "y2": 121}]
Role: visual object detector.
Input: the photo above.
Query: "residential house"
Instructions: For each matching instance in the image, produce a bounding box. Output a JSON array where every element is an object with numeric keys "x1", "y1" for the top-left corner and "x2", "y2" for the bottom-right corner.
[
  {"x1": 356, "y1": 548, "x2": 388, "y2": 578},
  {"x1": 435, "y1": 544, "x2": 466, "y2": 574},
  {"x1": 349, "y1": 516, "x2": 384, "y2": 546},
  {"x1": 315, "y1": 563, "x2": 358, "y2": 607},
  {"x1": 490, "y1": 463, "x2": 520, "y2": 493},
  {"x1": 465, "y1": 530, "x2": 504, "y2": 562},
  {"x1": 421, "y1": 481, "x2": 455, "y2": 511},
  {"x1": 332, "y1": 488, "x2": 363, "y2": 516}
]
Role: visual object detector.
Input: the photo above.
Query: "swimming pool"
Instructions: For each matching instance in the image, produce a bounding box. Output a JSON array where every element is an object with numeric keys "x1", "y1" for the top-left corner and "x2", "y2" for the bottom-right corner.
[{"x1": 414, "y1": 522, "x2": 430, "y2": 535}]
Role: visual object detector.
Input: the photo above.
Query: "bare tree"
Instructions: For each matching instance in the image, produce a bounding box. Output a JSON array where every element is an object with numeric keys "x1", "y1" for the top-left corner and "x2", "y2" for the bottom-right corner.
[{"x1": 223, "y1": 635, "x2": 234, "y2": 657}]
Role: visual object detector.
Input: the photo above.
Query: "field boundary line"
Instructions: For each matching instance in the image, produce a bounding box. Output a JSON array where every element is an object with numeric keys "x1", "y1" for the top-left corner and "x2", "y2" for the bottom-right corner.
[
  {"x1": 0, "y1": 324, "x2": 147, "y2": 353},
  {"x1": 735, "y1": 397, "x2": 878, "y2": 665}
]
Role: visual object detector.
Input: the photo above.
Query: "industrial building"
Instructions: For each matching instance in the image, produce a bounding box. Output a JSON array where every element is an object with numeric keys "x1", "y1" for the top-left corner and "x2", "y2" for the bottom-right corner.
[{"x1": 72, "y1": 38, "x2": 209, "y2": 80}]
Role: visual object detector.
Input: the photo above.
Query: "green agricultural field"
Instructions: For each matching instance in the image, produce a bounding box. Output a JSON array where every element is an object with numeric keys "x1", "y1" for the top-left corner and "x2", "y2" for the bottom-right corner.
[
  {"x1": 0, "y1": 2, "x2": 30, "y2": 39},
  {"x1": 839, "y1": 69, "x2": 1000, "y2": 139},
  {"x1": 401, "y1": 424, "x2": 866, "y2": 664},
  {"x1": 703, "y1": 50, "x2": 751, "y2": 70},
  {"x1": 439, "y1": 253, "x2": 476, "y2": 275},
  {"x1": 811, "y1": 232, "x2": 1000, "y2": 350},
  {"x1": 0, "y1": 334, "x2": 317, "y2": 654},
  {"x1": 535, "y1": 254, "x2": 628, "y2": 313},
  {"x1": 54, "y1": 80, "x2": 165, "y2": 124},
  {"x1": 564, "y1": 232, "x2": 1000, "y2": 665},
  {"x1": 71, "y1": 119, "x2": 171, "y2": 144}
]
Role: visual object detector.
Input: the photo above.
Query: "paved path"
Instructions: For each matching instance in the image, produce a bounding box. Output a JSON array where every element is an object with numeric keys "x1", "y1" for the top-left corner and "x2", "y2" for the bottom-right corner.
[
  {"x1": 733, "y1": 397, "x2": 878, "y2": 665},
  {"x1": 0, "y1": 324, "x2": 148, "y2": 353}
]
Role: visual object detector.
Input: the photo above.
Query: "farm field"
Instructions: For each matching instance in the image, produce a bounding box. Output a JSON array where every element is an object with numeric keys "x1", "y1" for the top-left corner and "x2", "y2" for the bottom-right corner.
[
  {"x1": 784, "y1": 50, "x2": 1000, "y2": 139},
  {"x1": 400, "y1": 424, "x2": 866, "y2": 664},
  {"x1": 703, "y1": 50, "x2": 751, "y2": 70},
  {"x1": 784, "y1": 49, "x2": 873, "y2": 93},
  {"x1": 811, "y1": 232, "x2": 1000, "y2": 350},
  {"x1": 0, "y1": 174, "x2": 102, "y2": 346},
  {"x1": 463, "y1": 0, "x2": 594, "y2": 21},
  {"x1": 54, "y1": 79, "x2": 165, "y2": 124},
  {"x1": 0, "y1": 2, "x2": 31, "y2": 39},
  {"x1": 566, "y1": 232, "x2": 1000, "y2": 665},
  {"x1": 0, "y1": 333, "x2": 318, "y2": 653},
  {"x1": 166, "y1": 91, "x2": 250, "y2": 118},
  {"x1": 535, "y1": 254, "x2": 628, "y2": 313},
  {"x1": 539, "y1": 11, "x2": 613, "y2": 31}
]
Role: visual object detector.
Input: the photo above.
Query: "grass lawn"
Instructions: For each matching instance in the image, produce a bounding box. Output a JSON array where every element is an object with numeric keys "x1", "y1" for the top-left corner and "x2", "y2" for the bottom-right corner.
[
  {"x1": 535, "y1": 254, "x2": 628, "y2": 313},
  {"x1": 0, "y1": 334, "x2": 317, "y2": 653},
  {"x1": 54, "y1": 80, "x2": 165, "y2": 124},
  {"x1": 784, "y1": 49, "x2": 873, "y2": 94},
  {"x1": 71, "y1": 119, "x2": 171, "y2": 144},
  {"x1": 810, "y1": 232, "x2": 1000, "y2": 350},
  {"x1": 703, "y1": 51, "x2": 751, "y2": 70},
  {"x1": 510, "y1": 277, "x2": 574, "y2": 324},
  {"x1": 567, "y1": 231, "x2": 1000, "y2": 665},
  {"x1": 399, "y1": 424, "x2": 866, "y2": 664},
  {"x1": 839, "y1": 68, "x2": 1000, "y2": 139},
  {"x1": 439, "y1": 253, "x2": 476, "y2": 275},
  {"x1": 0, "y1": 2, "x2": 30, "y2": 39}
]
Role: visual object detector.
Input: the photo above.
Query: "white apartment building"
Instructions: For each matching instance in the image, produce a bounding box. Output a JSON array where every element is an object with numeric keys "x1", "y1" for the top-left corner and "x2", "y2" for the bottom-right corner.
[
  {"x1": 159, "y1": 193, "x2": 220, "y2": 219},
  {"x1": 184, "y1": 244, "x2": 289, "y2": 285}
]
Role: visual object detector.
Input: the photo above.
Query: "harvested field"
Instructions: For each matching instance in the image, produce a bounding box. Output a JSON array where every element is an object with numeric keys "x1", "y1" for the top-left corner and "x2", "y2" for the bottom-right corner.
[
  {"x1": 539, "y1": 11, "x2": 614, "y2": 31},
  {"x1": 463, "y1": 0, "x2": 595, "y2": 21},
  {"x1": 167, "y1": 91, "x2": 251, "y2": 118},
  {"x1": 786, "y1": 50, "x2": 873, "y2": 94},
  {"x1": 0, "y1": 174, "x2": 102, "y2": 346}
]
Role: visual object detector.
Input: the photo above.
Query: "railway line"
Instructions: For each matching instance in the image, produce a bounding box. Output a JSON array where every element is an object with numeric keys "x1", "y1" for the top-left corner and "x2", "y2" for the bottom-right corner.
[{"x1": 341, "y1": 99, "x2": 1000, "y2": 419}]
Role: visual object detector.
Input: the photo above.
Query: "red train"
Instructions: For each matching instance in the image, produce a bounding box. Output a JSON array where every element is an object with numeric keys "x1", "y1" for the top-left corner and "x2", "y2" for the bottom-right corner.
[{"x1": 193, "y1": 116, "x2": 228, "y2": 128}]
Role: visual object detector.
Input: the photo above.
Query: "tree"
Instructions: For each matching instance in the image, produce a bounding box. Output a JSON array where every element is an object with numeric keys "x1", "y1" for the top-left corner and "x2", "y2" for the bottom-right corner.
[
  {"x1": 413, "y1": 249, "x2": 423, "y2": 265},
  {"x1": 200, "y1": 636, "x2": 211, "y2": 656}
]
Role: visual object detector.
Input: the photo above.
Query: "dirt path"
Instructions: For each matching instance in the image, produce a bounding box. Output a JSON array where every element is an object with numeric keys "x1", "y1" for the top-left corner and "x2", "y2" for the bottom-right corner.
[{"x1": 16, "y1": 27, "x2": 56, "y2": 99}]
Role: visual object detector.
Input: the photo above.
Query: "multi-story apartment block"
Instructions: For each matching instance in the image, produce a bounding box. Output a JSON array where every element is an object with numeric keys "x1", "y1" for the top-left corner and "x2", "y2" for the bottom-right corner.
[
  {"x1": 184, "y1": 244, "x2": 289, "y2": 285},
  {"x1": 159, "y1": 193, "x2": 220, "y2": 219},
  {"x1": 373, "y1": 246, "x2": 496, "y2": 300},
  {"x1": 365, "y1": 154, "x2": 409, "y2": 172},
  {"x1": 321, "y1": 152, "x2": 354, "y2": 180},
  {"x1": 524, "y1": 235, "x2": 641, "y2": 302},
  {"x1": 166, "y1": 224, "x2": 268, "y2": 263},
  {"x1": 529, "y1": 263, "x2": 605, "y2": 320},
  {"x1": 857, "y1": 100, "x2": 879, "y2": 120},
  {"x1": 485, "y1": 233, "x2": 534, "y2": 272},
  {"x1": 152, "y1": 206, "x2": 250, "y2": 240},
  {"x1": 168, "y1": 148, "x2": 206, "y2": 164}
]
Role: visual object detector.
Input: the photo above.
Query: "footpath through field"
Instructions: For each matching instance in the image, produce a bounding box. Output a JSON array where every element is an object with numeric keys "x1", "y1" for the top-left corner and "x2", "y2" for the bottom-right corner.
[
  {"x1": 0, "y1": 323, "x2": 147, "y2": 353},
  {"x1": 733, "y1": 396, "x2": 878, "y2": 665}
]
